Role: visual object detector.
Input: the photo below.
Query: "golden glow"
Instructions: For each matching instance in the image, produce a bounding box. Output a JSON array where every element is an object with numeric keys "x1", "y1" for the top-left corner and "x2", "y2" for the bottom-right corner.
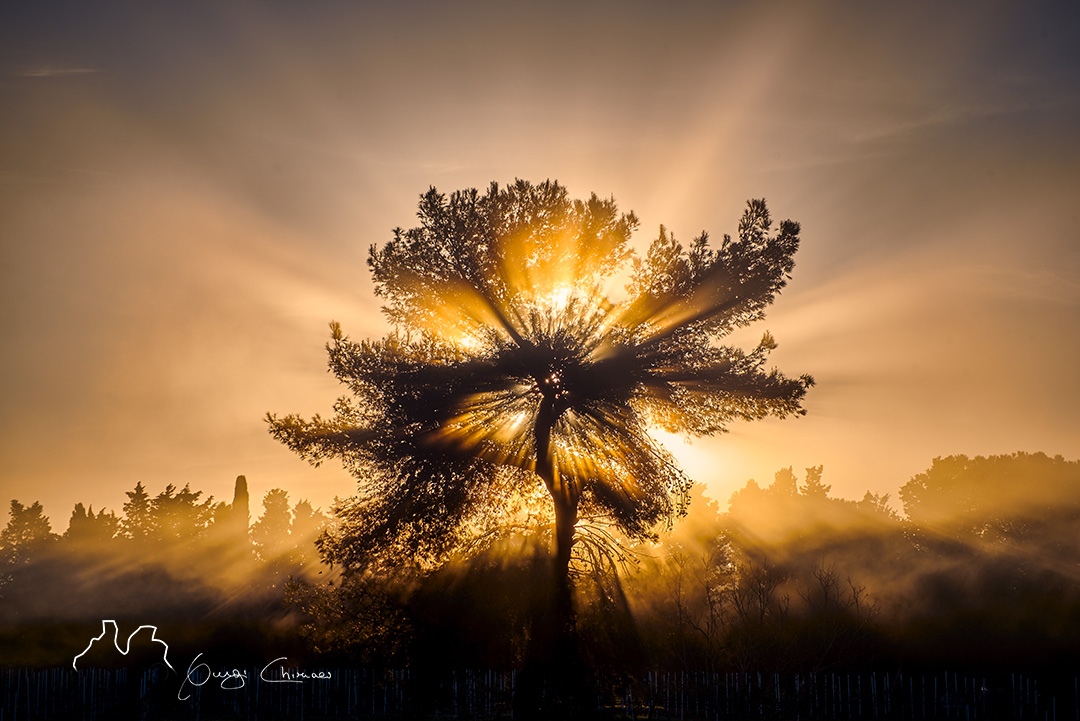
[{"x1": 2, "y1": 1, "x2": 1077, "y2": 530}]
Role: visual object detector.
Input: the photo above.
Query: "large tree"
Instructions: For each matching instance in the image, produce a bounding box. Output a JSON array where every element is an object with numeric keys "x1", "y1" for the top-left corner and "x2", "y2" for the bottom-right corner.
[{"x1": 268, "y1": 179, "x2": 812, "y2": 629}]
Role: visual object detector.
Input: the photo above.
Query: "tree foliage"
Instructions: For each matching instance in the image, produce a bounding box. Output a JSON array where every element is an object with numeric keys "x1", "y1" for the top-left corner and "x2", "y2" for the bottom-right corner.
[
  {"x1": 63, "y1": 504, "x2": 119, "y2": 545},
  {"x1": 900, "y1": 451, "x2": 1080, "y2": 541},
  {"x1": 0, "y1": 500, "x2": 57, "y2": 566},
  {"x1": 268, "y1": 180, "x2": 812, "y2": 575}
]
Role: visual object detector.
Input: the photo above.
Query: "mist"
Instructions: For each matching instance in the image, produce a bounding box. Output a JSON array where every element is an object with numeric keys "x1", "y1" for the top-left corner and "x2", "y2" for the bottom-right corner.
[{"x1": 7, "y1": 451, "x2": 1077, "y2": 675}]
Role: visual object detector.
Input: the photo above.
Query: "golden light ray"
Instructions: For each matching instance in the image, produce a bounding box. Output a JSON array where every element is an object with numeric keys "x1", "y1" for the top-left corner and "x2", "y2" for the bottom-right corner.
[
  {"x1": 410, "y1": 199, "x2": 801, "y2": 508},
  {"x1": 273, "y1": 182, "x2": 809, "y2": 562}
]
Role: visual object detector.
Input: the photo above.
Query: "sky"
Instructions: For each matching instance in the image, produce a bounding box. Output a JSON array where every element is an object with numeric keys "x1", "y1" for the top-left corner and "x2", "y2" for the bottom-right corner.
[{"x1": 2, "y1": 1, "x2": 1079, "y2": 529}]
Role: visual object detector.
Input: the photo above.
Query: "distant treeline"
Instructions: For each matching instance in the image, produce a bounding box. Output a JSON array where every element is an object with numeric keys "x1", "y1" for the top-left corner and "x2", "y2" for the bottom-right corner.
[
  {"x1": 619, "y1": 453, "x2": 1080, "y2": 678},
  {"x1": 3, "y1": 452, "x2": 1080, "y2": 677},
  {"x1": 0, "y1": 476, "x2": 329, "y2": 666}
]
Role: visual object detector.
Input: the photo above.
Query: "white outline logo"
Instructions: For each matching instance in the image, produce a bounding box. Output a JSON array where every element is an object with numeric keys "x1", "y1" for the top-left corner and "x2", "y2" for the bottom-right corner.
[{"x1": 72, "y1": 619, "x2": 174, "y2": 671}]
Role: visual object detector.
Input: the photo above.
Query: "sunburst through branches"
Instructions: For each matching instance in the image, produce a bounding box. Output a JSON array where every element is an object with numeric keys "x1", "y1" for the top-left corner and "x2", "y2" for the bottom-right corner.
[{"x1": 268, "y1": 180, "x2": 813, "y2": 580}]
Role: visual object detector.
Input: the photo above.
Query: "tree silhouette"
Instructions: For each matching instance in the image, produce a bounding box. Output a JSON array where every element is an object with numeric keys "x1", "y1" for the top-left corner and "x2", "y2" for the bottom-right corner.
[
  {"x1": 63, "y1": 503, "x2": 119, "y2": 546},
  {"x1": 801, "y1": 464, "x2": 830, "y2": 498},
  {"x1": 221, "y1": 474, "x2": 251, "y2": 542},
  {"x1": 251, "y1": 489, "x2": 293, "y2": 562},
  {"x1": 120, "y1": 481, "x2": 153, "y2": 541},
  {"x1": 268, "y1": 180, "x2": 812, "y2": 684},
  {"x1": 149, "y1": 483, "x2": 216, "y2": 546},
  {"x1": 290, "y1": 499, "x2": 328, "y2": 568},
  {"x1": 901, "y1": 451, "x2": 1080, "y2": 544},
  {"x1": 0, "y1": 500, "x2": 57, "y2": 566}
]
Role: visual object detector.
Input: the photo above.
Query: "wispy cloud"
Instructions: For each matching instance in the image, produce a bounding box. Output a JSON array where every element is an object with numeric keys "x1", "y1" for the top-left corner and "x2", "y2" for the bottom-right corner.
[
  {"x1": 17, "y1": 65, "x2": 101, "y2": 78},
  {"x1": 0, "y1": 170, "x2": 53, "y2": 185},
  {"x1": 852, "y1": 97, "x2": 1074, "y2": 146}
]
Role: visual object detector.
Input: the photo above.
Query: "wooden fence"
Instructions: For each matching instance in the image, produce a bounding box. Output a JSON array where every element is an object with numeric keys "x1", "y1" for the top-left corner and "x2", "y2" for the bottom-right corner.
[{"x1": 2, "y1": 667, "x2": 1078, "y2": 719}]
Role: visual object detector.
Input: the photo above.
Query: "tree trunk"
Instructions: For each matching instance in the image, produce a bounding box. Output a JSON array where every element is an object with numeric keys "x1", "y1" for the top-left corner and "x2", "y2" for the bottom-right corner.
[
  {"x1": 514, "y1": 397, "x2": 585, "y2": 718},
  {"x1": 552, "y1": 490, "x2": 579, "y2": 637},
  {"x1": 533, "y1": 396, "x2": 579, "y2": 618}
]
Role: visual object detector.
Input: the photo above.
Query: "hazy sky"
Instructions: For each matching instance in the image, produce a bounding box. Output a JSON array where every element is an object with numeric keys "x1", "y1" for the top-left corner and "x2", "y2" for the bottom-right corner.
[{"x1": 2, "y1": 1, "x2": 1079, "y2": 527}]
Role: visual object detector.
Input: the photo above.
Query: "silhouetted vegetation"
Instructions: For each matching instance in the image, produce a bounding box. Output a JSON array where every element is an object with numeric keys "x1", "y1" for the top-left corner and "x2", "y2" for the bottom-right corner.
[
  {"x1": 232, "y1": 451, "x2": 1080, "y2": 694},
  {"x1": 268, "y1": 180, "x2": 812, "y2": 714},
  {"x1": 0, "y1": 476, "x2": 328, "y2": 667},
  {"x1": 3, "y1": 451, "x2": 1080, "y2": 720}
]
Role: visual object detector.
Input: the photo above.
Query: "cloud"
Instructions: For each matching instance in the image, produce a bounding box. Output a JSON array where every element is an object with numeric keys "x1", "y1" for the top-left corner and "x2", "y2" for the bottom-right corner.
[
  {"x1": 16, "y1": 65, "x2": 101, "y2": 78},
  {"x1": 850, "y1": 98, "x2": 1074, "y2": 147}
]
